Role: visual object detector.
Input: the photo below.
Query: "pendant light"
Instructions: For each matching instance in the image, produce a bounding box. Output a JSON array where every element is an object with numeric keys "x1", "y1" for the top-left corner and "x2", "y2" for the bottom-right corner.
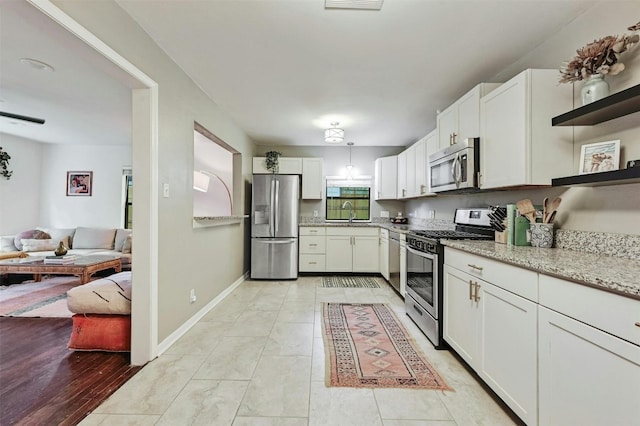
[
  {"x1": 324, "y1": 121, "x2": 344, "y2": 144},
  {"x1": 346, "y1": 142, "x2": 355, "y2": 179}
]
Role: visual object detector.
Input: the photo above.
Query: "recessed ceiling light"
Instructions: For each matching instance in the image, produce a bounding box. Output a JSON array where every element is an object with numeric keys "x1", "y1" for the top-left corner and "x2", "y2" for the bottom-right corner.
[{"x1": 20, "y1": 58, "x2": 55, "y2": 72}]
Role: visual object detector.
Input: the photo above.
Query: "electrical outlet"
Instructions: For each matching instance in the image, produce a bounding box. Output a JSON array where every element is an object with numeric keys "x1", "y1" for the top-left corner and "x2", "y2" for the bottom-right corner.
[
  {"x1": 426, "y1": 210, "x2": 435, "y2": 219},
  {"x1": 380, "y1": 211, "x2": 389, "y2": 218},
  {"x1": 163, "y1": 183, "x2": 170, "y2": 198},
  {"x1": 189, "y1": 289, "x2": 197, "y2": 304},
  {"x1": 313, "y1": 210, "x2": 318, "y2": 217}
]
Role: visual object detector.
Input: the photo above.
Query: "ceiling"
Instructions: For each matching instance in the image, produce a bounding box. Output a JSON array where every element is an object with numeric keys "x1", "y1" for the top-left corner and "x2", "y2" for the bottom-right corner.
[{"x1": 1, "y1": 0, "x2": 600, "y2": 148}]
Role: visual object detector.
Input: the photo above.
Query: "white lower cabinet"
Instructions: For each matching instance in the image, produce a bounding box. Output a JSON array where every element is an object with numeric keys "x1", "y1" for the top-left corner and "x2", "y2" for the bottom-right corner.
[
  {"x1": 538, "y1": 275, "x2": 640, "y2": 425},
  {"x1": 445, "y1": 247, "x2": 640, "y2": 426},
  {"x1": 444, "y1": 248, "x2": 538, "y2": 425},
  {"x1": 325, "y1": 227, "x2": 379, "y2": 273},
  {"x1": 538, "y1": 306, "x2": 640, "y2": 426},
  {"x1": 299, "y1": 227, "x2": 326, "y2": 272}
]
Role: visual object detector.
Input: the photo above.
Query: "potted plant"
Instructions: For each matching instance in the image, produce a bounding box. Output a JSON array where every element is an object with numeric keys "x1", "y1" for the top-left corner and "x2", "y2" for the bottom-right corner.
[
  {"x1": 0, "y1": 147, "x2": 12, "y2": 180},
  {"x1": 265, "y1": 150, "x2": 282, "y2": 174}
]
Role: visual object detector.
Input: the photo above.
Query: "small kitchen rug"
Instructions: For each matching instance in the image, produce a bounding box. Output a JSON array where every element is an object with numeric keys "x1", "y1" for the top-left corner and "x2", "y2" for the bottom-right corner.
[
  {"x1": 322, "y1": 302, "x2": 452, "y2": 390},
  {"x1": 0, "y1": 276, "x2": 76, "y2": 318},
  {"x1": 322, "y1": 276, "x2": 381, "y2": 288}
]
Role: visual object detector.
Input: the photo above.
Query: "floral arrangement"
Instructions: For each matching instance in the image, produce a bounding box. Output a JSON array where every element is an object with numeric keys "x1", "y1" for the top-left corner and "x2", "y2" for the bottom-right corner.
[
  {"x1": 265, "y1": 150, "x2": 282, "y2": 173},
  {"x1": 0, "y1": 147, "x2": 12, "y2": 180},
  {"x1": 559, "y1": 22, "x2": 640, "y2": 83}
]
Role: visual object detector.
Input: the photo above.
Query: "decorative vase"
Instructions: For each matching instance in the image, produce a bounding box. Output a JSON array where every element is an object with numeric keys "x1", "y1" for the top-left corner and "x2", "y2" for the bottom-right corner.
[
  {"x1": 54, "y1": 241, "x2": 68, "y2": 256},
  {"x1": 581, "y1": 74, "x2": 609, "y2": 105}
]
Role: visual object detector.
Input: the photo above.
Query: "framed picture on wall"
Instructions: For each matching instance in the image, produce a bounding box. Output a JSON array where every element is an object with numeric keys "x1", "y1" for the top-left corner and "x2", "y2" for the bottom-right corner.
[
  {"x1": 66, "y1": 171, "x2": 93, "y2": 196},
  {"x1": 578, "y1": 140, "x2": 620, "y2": 175}
]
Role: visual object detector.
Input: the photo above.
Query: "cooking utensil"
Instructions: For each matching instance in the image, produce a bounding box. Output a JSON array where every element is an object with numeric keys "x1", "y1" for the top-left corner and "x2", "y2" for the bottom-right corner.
[
  {"x1": 516, "y1": 199, "x2": 536, "y2": 223},
  {"x1": 544, "y1": 197, "x2": 562, "y2": 223},
  {"x1": 543, "y1": 197, "x2": 549, "y2": 223},
  {"x1": 546, "y1": 210, "x2": 557, "y2": 224}
]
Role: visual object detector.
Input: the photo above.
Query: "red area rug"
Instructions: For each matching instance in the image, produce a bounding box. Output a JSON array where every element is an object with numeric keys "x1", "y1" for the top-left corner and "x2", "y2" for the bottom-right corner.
[
  {"x1": 0, "y1": 276, "x2": 76, "y2": 317},
  {"x1": 322, "y1": 303, "x2": 452, "y2": 390}
]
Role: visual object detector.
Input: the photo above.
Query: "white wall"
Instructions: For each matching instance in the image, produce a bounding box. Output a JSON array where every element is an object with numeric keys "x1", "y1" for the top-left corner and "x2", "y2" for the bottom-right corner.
[
  {"x1": 408, "y1": 2, "x2": 640, "y2": 235},
  {"x1": 39, "y1": 144, "x2": 131, "y2": 229},
  {"x1": 0, "y1": 134, "x2": 43, "y2": 234}
]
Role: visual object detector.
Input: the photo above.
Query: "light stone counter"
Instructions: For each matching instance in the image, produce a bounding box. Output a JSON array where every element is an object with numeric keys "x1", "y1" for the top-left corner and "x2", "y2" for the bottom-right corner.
[{"x1": 441, "y1": 240, "x2": 640, "y2": 300}]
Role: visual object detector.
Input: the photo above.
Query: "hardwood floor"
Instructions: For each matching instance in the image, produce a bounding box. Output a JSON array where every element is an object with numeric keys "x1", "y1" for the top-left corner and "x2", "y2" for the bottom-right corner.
[{"x1": 0, "y1": 317, "x2": 141, "y2": 425}]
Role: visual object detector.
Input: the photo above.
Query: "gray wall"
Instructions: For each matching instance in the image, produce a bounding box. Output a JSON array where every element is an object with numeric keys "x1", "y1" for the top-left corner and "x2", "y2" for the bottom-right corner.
[{"x1": 55, "y1": 0, "x2": 256, "y2": 342}]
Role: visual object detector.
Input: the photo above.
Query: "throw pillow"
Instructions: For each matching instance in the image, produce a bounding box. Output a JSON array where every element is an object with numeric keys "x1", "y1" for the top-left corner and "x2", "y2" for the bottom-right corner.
[
  {"x1": 1, "y1": 236, "x2": 18, "y2": 252},
  {"x1": 73, "y1": 227, "x2": 117, "y2": 249},
  {"x1": 121, "y1": 235, "x2": 132, "y2": 254},
  {"x1": 21, "y1": 239, "x2": 57, "y2": 252},
  {"x1": 114, "y1": 229, "x2": 133, "y2": 252},
  {"x1": 14, "y1": 229, "x2": 38, "y2": 251},
  {"x1": 38, "y1": 228, "x2": 76, "y2": 249}
]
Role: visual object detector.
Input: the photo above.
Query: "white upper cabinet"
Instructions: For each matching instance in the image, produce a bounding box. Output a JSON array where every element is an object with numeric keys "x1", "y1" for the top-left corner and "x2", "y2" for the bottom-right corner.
[
  {"x1": 374, "y1": 155, "x2": 398, "y2": 200},
  {"x1": 301, "y1": 158, "x2": 323, "y2": 199},
  {"x1": 253, "y1": 157, "x2": 303, "y2": 174},
  {"x1": 397, "y1": 151, "x2": 407, "y2": 199},
  {"x1": 437, "y1": 83, "x2": 502, "y2": 150},
  {"x1": 422, "y1": 130, "x2": 438, "y2": 195},
  {"x1": 479, "y1": 69, "x2": 574, "y2": 189},
  {"x1": 405, "y1": 144, "x2": 416, "y2": 198}
]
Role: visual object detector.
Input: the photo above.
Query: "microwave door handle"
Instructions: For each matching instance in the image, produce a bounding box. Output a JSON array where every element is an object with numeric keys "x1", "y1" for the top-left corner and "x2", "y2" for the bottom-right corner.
[
  {"x1": 450, "y1": 155, "x2": 458, "y2": 184},
  {"x1": 455, "y1": 153, "x2": 462, "y2": 187}
]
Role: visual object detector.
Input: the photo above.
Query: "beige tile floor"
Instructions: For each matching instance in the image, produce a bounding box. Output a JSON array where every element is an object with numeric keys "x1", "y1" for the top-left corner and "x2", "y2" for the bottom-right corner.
[{"x1": 80, "y1": 276, "x2": 519, "y2": 426}]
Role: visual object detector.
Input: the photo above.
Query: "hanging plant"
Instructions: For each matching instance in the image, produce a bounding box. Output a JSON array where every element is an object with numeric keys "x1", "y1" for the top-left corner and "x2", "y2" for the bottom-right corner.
[
  {"x1": 265, "y1": 150, "x2": 282, "y2": 174},
  {"x1": 0, "y1": 147, "x2": 12, "y2": 180}
]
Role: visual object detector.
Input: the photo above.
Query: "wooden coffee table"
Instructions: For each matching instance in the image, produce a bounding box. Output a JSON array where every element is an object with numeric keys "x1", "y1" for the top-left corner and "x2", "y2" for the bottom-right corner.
[{"x1": 0, "y1": 255, "x2": 122, "y2": 284}]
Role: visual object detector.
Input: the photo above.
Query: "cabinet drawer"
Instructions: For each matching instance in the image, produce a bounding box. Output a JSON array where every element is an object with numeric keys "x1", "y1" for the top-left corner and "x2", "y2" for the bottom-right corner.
[
  {"x1": 445, "y1": 248, "x2": 538, "y2": 302},
  {"x1": 300, "y1": 227, "x2": 326, "y2": 236},
  {"x1": 539, "y1": 275, "x2": 640, "y2": 346},
  {"x1": 299, "y1": 236, "x2": 325, "y2": 254},
  {"x1": 325, "y1": 227, "x2": 379, "y2": 236},
  {"x1": 299, "y1": 254, "x2": 325, "y2": 272},
  {"x1": 380, "y1": 229, "x2": 389, "y2": 239}
]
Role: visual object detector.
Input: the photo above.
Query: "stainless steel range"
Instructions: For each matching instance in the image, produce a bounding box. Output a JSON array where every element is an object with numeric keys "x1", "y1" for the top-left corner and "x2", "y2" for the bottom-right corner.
[{"x1": 405, "y1": 208, "x2": 494, "y2": 349}]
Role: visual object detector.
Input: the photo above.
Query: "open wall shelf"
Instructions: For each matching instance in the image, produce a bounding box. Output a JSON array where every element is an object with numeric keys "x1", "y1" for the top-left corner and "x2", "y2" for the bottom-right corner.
[
  {"x1": 552, "y1": 83, "x2": 640, "y2": 126},
  {"x1": 552, "y1": 167, "x2": 640, "y2": 187}
]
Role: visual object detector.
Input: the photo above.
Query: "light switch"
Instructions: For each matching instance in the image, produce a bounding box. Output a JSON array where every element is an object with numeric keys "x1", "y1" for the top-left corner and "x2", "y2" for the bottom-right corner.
[{"x1": 163, "y1": 183, "x2": 170, "y2": 198}]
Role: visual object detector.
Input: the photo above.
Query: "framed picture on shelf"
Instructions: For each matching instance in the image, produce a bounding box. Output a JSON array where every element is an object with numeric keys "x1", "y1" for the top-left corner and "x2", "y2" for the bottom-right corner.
[
  {"x1": 66, "y1": 171, "x2": 93, "y2": 196},
  {"x1": 578, "y1": 140, "x2": 620, "y2": 175}
]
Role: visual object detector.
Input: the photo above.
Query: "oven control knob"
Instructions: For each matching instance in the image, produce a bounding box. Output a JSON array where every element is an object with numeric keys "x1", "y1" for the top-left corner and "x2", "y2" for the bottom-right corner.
[{"x1": 427, "y1": 243, "x2": 435, "y2": 252}]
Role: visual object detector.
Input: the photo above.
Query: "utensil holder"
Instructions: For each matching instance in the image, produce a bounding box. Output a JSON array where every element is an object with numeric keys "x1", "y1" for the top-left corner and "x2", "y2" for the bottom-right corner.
[{"x1": 530, "y1": 223, "x2": 554, "y2": 248}]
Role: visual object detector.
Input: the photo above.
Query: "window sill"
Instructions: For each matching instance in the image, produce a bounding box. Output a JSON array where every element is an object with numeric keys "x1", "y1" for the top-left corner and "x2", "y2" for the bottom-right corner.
[{"x1": 193, "y1": 215, "x2": 248, "y2": 228}]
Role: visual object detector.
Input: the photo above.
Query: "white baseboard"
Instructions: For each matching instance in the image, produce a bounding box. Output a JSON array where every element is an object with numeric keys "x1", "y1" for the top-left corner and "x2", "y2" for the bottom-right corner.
[{"x1": 156, "y1": 272, "x2": 248, "y2": 355}]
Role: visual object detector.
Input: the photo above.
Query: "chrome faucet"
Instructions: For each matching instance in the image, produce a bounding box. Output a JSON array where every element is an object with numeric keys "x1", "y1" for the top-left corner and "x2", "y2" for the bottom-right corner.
[{"x1": 342, "y1": 201, "x2": 355, "y2": 223}]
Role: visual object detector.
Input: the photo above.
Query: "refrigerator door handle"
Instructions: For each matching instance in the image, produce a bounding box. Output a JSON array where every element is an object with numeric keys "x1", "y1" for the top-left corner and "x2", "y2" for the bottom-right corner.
[
  {"x1": 269, "y1": 178, "x2": 276, "y2": 237},
  {"x1": 274, "y1": 178, "x2": 280, "y2": 235},
  {"x1": 253, "y1": 238, "x2": 296, "y2": 244}
]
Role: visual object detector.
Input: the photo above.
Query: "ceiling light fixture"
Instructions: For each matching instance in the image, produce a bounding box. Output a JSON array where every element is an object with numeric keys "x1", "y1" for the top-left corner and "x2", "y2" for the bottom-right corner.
[
  {"x1": 19, "y1": 58, "x2": 54, "y2": 72},
  {"x1": 324, "y1": 121, "x2": 344, "y2": 144}
]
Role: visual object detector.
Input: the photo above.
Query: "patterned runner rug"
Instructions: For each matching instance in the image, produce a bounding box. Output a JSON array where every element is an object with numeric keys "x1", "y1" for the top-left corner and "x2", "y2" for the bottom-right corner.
[
  {"x1": 0, "y1": 276, "x2": 76, "y2": 318},
  {"x1": 322, "y1": 302, "x2": 452, "y2": 390},
  {"x1": 321, "y1": 276, "x2": 381, "y2": 288}
]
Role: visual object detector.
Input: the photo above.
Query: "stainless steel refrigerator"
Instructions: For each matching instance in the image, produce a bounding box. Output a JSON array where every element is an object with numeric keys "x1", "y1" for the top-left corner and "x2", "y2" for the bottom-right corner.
[{"x1": 251, "y1": 174, "x2": 299, "y2": 279}]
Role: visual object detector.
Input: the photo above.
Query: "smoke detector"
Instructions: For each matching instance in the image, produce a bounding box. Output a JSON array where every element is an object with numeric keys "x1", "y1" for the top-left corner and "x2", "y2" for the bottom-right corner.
[{"x1": 325, "y1": 0, "x2": 384, "y2": 10}]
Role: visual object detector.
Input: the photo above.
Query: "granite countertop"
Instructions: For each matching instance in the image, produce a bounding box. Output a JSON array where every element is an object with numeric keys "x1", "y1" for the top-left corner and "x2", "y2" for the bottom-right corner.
[{"x1": 441, "y1": 240, "x2": 640, "y2": 300}]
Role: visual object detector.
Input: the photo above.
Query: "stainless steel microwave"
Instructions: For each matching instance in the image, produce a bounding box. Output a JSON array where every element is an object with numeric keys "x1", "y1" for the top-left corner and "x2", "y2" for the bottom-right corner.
[{"x1": 428, "y1": 137, "x2": 479, "y2": 192}]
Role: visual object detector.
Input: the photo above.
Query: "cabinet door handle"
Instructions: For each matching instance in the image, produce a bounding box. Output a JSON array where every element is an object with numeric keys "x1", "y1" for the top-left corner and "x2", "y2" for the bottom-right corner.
[
  {"x1": 309, "y1": 243, "x2": 317, "y2": 247},
  {"x1": 309, "y1": 262, "x2": 317, "y2": 265},
  {"x1": 635, "y1": 322, "x2": 640, "y2": 328},
  {"x1": 473, "y1": 282, "x2": 481, "y2": 302},
  {"x1": 413, "y1": 305, "x2": 423, "y2": 316},
  {"x1": 310, "y1": 230, "x2": 318, "y2": 233},
  {"x1": 467, "y1": 264, "x2": 484, "y2": 271},
  {"x1": 469, "y1": 280, "x2": 473, "y2": 301}
]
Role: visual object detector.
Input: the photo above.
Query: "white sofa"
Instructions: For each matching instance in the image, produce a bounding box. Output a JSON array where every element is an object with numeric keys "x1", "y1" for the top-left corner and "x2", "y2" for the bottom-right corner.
[{"x1": 0, "y1": 226, "x2": 132, "y2": 270}]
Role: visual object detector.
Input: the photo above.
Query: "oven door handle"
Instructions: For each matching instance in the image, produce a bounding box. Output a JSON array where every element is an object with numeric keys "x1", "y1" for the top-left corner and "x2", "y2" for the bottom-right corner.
[{"x1": 406, "y1": 246, "x2": 436, "y2": 259}]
